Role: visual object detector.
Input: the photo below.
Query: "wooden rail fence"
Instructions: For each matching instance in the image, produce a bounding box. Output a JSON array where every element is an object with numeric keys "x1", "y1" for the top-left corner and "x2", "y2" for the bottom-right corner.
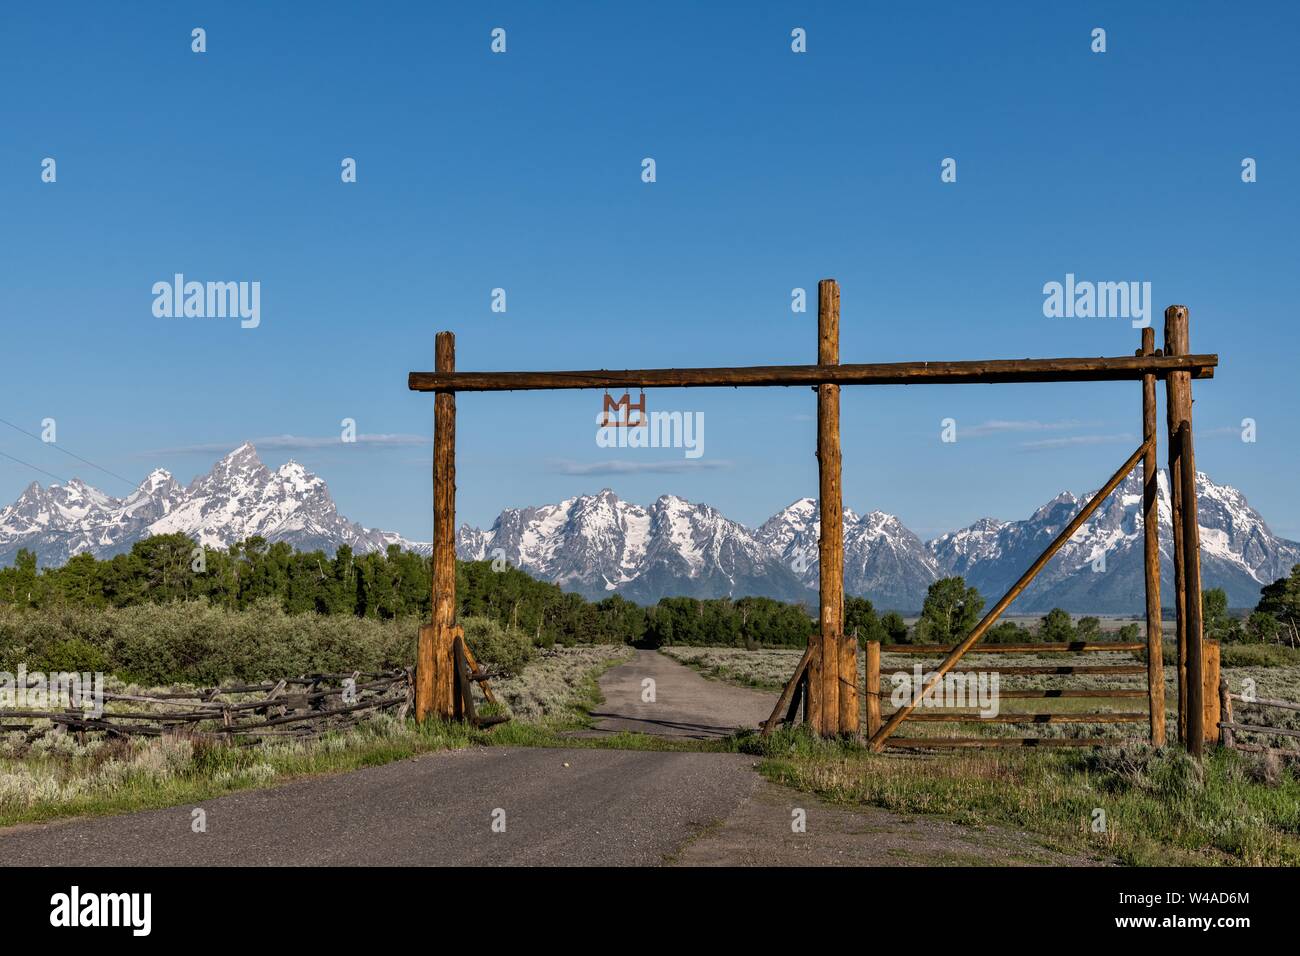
[
  {"x1": 1218, "y1": 678, "x2": 1300, "y2": 760},
  {"x1": 866, "y1": 641, "x2": 1153, "y2": 750},
  {"x1": 1, "y1": 669, "x2": 417, "y2": 740},
  {"x1": 767, "y1": 638, "x2": 1227, "y2": 752}
]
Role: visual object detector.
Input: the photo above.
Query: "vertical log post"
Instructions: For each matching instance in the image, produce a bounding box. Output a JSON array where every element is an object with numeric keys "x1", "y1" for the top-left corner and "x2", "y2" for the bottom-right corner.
[
  {"x1": 451, "y1": 632, "x2": 465, "y2": 722},
  {"x1": 1164, "y1": 308, "x2": 1188, "y2": 744},
  {"x1": 453, "y1": 629, "x2": 476, "y2": 724},
  {"x1": 1219, "y1": 679, "x2": 1233, "y2": 748},
  {"x1": 1180, "y1": 420, "x2": 1206, "y2": 756},
  {"x1": 865, "y1": 640, "x2": 881, "y2": 738},
  {"x1": 416, "y1": 637, "x2": 436, "y2": 721},
  {"x1": 786, "y1": 674, "x2": 806, "y2": 727},
  {"x1": 841, "y1": 635, "x2": 859, "y2": 736},
  {"x1": 1139, "y1": 327, "x2": 1166, "y2": 746},
  {"x1": 1185, "y1": 424, "x2": 1201, "y2": 754},
  {"x1": 817, "y1": 279, "x2": 847, "y2": 736},
  {"x1": 1202, "y1": 640, "x2": 1220, "y2": 747},
  {"x1": 417, "y1": 331, "x2": 458, "y2": 722},
  {"x1": 1165, "y1": 306, "x2": 1203, "y2": 755}
]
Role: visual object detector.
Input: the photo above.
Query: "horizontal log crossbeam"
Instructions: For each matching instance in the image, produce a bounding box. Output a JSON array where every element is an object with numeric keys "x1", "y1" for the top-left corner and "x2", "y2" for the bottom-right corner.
[{"x1": 409, "y1": 354, "x2": 1216, "y2": 392}]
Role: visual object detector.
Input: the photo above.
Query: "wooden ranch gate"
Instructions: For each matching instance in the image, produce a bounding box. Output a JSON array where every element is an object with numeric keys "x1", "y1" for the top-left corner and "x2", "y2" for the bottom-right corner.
[{"x1": 407, "y1": 281, "x2": 1220, "y2": 756}]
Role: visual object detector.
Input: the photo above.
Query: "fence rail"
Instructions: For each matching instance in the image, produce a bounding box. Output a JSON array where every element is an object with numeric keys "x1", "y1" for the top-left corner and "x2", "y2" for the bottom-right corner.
[
  {"x1": 1218, "y1": 683, "x2": 1300, "y2": 759},
  {"x1": 881, "y1": 642, "x2": 1147, "y2": 654},
  {"x1": 864, "y1": 637, "x2": 1177, "y2": 751},
  {"x1": 0, "y1": 669, "x2": 415, "y2": 740}
]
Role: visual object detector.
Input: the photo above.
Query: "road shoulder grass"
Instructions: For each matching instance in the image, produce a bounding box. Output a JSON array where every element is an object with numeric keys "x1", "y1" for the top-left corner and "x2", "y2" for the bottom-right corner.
[{"x1": 740, "y1": 726, "x2": 1300, "y2": 866}]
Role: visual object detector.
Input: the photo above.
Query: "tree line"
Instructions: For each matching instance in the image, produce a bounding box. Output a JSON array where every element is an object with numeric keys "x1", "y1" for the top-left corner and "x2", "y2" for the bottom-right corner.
[{"x1": 3, "y1": 535, "x2": 1297, "y2": 648}]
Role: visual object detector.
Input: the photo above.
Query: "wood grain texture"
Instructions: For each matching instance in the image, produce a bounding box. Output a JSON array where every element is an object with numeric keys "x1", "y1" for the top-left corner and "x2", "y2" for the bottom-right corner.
[
  {"x1": 897, "y1": 713, "x2": 1147, "y2": 724},
  {"x1": 885, "y1": 738, "x2": 1110, "y2": 750},
  {"x1": 817, "y1": 279, "x2": 848, "y2": 736},
  {"x1": 865, "y1": 640, "x2": 881, "y2": 737},
  {"x1": 423, "y1": 331, "x2": 458, "y2": 721},
  {"x1": 409, "y1": 354, "x2": 1217, "y2": 392},
  {"x1": 1167, "y1": 306, "x2": 1204, "y2": 755},
  {"x1": 880, "y1": 642, "x2": 1145, "y2": 653},
  {"x1": 1202, "y1": 640, "x2": 1220, "y2": 746},
  {"x1": 1181, "y1": 420, "x2": 1206, "y2": 755},
  {"x1": 1140, "y1": 326, "x2": 1166, "y2": 746},
  {"x1": 1165, "y1": 307, "x2": 1190, "y2": 744}
]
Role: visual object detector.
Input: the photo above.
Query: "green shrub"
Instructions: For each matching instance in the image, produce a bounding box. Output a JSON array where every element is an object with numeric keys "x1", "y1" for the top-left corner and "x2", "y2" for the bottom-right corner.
[
  {"x1": 1220, "y1": 643, "x2": 1300, "y2": 668},
  {"x1": 0, "y1": 602, "x2": 415, "y2": 685},
  {"x1": 1083, "y1": 743, "x2": 1205, "y2": 798},
  {"x1": 36, "y1": 637, "x2": 108, "y2": 673},
  {"x1": 461, "y1": 616, "x2": 532, "y2": 674}
]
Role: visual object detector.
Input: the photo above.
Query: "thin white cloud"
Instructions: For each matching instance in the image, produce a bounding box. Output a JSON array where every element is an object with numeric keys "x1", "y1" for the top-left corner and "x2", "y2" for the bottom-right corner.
[
  {"x1": 1019, "y1": 433, "x2": 1136, "y2": 451},
  {"x1": 963, "y1": 419, "x2": 1097, "y2": 438},
  {"x1": 549, "y1": 458, "x2": 733, "y2": 476}
]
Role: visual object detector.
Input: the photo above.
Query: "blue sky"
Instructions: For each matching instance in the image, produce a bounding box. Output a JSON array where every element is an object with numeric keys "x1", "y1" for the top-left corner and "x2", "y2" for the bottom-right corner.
[{"x1": 2, "y1": 1, "x2": 1297, "y2": 542}]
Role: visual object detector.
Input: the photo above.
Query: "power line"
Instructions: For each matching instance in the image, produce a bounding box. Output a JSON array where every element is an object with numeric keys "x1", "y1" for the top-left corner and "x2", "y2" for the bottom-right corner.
[
  {"x1": 0, "y1": 448, "x2": 68, "y2": 484},
  {"x1": 0, "y1": 417, "x2": 136, "y2": 487}
]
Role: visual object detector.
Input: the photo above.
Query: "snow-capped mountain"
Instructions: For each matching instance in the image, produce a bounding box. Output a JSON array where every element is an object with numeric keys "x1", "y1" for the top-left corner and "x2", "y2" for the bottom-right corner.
[
  {"x1": 465, "y1": 489, "x2": 810, "y2": 604},
  {"x1": 928, "y1": 470, "x2": 1300, "y2": 612},
  {"x1": 3, "y1": 443, "x2": 1296, "y2": 612},
  {"x1": 462, "y1": 473, "x2": 1298, "y2": 612},
  {"x1": 756, "y1": 499, "x2": 942, "y2": 609},
  {"x1": 0, "y1": 443, "x2": 419, "y2": 566}
]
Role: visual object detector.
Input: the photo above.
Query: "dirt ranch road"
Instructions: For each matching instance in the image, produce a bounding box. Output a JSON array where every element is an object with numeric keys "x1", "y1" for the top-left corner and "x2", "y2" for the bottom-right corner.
[
  {"x1": 0, "y1": 651, "x2": 1099, "y2": 866},
  {"x1": 585, "y1": 648, "x2": 775, "y2": 738}
]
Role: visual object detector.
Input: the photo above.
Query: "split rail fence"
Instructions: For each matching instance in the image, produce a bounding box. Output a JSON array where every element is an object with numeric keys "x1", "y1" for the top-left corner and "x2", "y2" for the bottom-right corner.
[
  {"x1": 1218, "y1": 679, "x2": 1300, "y2": 760},
  {"x1": 1, "y1": 670, "x2": 415, "y2": 741},
  {"x1": 2, "y1": 643, "x2": 507, "y2": 741}
]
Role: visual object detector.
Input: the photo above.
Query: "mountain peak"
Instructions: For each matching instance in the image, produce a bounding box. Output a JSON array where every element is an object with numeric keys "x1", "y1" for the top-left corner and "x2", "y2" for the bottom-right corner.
[
  {"x1": 653, "y1": 493, "x2": 695, "y2": 510},
  {"x1": 0, "y1": 445, "x2": 424, "y2": 567},
  {"x1": 139, "y1": 467, "x2": 175, "y2": 490},
  {"x1": 273, "y1": 460, "x2": 324, "y2": 495},
  {"x1": 223, "y1": 441, "x2": 260, "y2": 462}
]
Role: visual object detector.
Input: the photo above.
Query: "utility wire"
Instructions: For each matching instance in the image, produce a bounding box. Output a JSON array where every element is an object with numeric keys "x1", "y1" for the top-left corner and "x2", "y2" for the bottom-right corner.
[
  {"x1": 0, "y1": 417, "x2": 135, "y2": 487},
  {"x1": 0, "y1": 448, "x2": 68, "y2": 484}
]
